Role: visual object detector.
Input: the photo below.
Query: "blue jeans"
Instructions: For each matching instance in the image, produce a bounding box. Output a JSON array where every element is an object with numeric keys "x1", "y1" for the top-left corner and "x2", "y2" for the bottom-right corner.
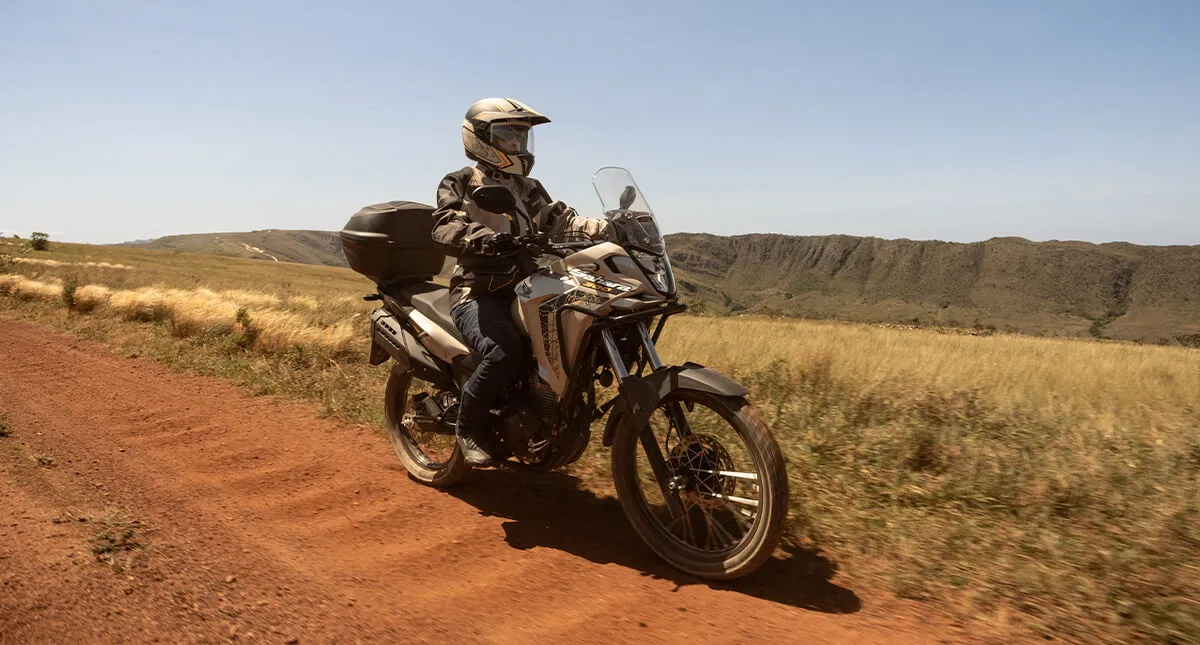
[{"x1": 450, "y1": 295, "x2": 525, "y2": 437}]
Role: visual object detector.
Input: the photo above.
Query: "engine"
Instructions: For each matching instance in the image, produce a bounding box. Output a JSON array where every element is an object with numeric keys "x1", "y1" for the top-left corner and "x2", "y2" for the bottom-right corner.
[{"x1": 498, "y1": 395, "x2": 550, "y2": 459}]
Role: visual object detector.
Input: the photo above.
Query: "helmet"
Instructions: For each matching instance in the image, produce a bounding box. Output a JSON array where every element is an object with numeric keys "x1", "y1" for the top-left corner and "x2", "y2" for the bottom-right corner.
[{"x1": 462, "y1": 98, "x2": 550, "y2": 176}]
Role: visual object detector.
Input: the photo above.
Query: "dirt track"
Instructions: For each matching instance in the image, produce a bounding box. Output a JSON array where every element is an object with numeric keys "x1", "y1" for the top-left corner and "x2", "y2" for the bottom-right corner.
[{"x1": 0, "y1": 319, "x2": 972, "y2": 644}]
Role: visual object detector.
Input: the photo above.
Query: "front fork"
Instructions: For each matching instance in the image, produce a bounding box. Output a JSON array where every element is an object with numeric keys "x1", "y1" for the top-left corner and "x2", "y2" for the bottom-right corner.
[{"x1": 601, "y1": 323, "x2": 691, "y2": 518}]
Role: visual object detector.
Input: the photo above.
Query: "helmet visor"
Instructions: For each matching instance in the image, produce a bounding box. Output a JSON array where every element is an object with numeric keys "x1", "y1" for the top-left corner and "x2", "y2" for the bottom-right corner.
[{"x1": 490, "y1": 123, "x2": 533, "y2": 155}]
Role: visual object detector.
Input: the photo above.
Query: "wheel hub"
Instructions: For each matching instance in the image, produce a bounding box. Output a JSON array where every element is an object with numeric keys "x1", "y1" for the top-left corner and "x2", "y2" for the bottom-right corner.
[{"x1": 667, "y1": 434, "x2": 736, "y2": 507}]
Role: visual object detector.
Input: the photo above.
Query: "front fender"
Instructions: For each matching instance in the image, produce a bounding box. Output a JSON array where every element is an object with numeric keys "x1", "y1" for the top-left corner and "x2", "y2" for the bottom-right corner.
[{"x1": 601, "y1": 362, "x2": 749, "y2": 447}]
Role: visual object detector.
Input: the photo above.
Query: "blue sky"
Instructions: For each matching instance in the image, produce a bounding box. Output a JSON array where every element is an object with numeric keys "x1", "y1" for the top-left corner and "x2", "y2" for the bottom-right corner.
[{"x1": 2, "y1": 0, "x2": 1198, "y2": 245}]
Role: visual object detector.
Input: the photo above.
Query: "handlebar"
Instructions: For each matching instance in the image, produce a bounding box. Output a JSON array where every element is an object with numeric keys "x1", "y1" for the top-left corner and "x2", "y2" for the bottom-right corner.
[{"x1": 499, "y1": 234, "x2": 597, "y2": 257}]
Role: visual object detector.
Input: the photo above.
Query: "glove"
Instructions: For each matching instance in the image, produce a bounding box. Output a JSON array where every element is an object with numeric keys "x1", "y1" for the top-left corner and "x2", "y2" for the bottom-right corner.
[
  {"x1": 491, "y1": 232, "x2": 521, "y2": 256},
  {"x1": 536, "y1": 201, "x2": 572, "y2": 231},
  {"x1": 605, "y1": 222, "x2": 627, "y2": 245},
  {"x1": 470, "y1": 232, "x2": 516, "y2": 257}
]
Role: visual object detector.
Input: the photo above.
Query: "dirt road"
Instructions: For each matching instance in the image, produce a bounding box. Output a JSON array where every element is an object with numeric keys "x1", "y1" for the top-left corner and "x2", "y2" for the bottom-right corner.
[{"x1": 0, "y1": 319, "x2": 972, "y2": 644}]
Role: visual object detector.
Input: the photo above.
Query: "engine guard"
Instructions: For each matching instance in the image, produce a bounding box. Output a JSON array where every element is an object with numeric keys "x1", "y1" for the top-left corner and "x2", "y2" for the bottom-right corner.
[{"x1": 601, "y1": 362, "x2": 749, "y2": 447}]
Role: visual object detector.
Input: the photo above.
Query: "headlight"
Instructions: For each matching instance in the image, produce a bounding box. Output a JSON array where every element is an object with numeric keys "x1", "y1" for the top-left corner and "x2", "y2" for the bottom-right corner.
[{"x1": 631, "y1": 251, "x2": 674, "y2": 295}]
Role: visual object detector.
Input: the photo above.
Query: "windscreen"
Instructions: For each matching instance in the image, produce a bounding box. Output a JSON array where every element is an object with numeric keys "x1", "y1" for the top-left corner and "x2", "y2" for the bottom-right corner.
[{"x1": 593, "y1": 166, "x2": 665, "y2": 255}]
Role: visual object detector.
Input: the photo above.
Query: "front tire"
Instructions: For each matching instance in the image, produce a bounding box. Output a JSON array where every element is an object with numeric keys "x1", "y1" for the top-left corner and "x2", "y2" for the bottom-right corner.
[
  {"x1": 384, "y1": 366, "x2": 469, "y2": 488},
  {"x1": 611, "y1": 390, "x2": 788, "y2": 580}
]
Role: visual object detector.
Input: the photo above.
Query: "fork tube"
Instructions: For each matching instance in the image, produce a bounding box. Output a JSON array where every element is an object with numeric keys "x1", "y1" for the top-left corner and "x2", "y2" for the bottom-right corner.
[
  {"x1": 600, "y1": 329, "x2": 630, "y2": 379},
  {"x1": 637, "y1": 323, "x2": 664, "y2": 370}
]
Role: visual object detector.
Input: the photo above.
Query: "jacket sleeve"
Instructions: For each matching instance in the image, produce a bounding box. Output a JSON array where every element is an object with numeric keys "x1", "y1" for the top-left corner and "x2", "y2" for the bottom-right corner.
[
  {"x1": 431, "y1": 170, "x2": 494, "y2": 256},
  {"x1": 560, "y1": 210, "x2": 612, "y2": 240}
]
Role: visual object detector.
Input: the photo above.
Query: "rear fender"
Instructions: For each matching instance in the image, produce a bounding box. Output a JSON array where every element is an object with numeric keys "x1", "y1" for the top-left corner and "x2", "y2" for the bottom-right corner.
[{"x1": 601, "y1": 362, "x2": 748, "y2": 447}]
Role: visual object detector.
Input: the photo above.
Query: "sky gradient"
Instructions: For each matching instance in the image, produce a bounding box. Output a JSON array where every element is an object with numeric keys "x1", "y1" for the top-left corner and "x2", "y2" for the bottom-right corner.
[{"x1": 2, "y1": 0, "x2": 1198, "y2": 245}]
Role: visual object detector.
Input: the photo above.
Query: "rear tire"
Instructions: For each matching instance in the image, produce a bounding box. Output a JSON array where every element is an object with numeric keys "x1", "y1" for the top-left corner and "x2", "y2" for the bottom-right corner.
[
  {"x1": 384, "y1": 366, "x2": 468, "y2": 488},
  {"x1": 611, "y1": 391, "x2": 788, "y2": 580}
]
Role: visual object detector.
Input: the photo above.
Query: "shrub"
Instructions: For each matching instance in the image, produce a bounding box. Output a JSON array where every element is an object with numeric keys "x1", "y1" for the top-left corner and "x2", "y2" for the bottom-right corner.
[
  {"x1": 30, "y1": 232, "x2": 50, "y2": 251},
  {"x1": 62, "y1": 274, "x2": 79, "y2": 310}
]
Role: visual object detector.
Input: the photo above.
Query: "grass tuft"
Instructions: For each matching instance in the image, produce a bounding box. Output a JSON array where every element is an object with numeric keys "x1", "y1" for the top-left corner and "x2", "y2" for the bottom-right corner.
[{"x1": 73, "y1": 284, "x2": 112, "y2": 312}]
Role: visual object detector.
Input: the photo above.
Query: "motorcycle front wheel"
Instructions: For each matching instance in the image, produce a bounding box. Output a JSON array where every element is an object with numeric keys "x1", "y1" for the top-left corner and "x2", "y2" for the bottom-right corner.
[
  {"x1": 384, "y1": 366, "x2": 469, "y2": 488},
  {"x1": 611, "y1": 390, "x2": 788, "y2": 580}
]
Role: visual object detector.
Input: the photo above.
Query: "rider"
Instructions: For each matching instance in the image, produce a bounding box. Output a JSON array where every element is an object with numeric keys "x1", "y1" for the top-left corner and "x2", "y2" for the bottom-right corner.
[{"x1": 432, "y1": 97, "x2": 611, "y2": 467}]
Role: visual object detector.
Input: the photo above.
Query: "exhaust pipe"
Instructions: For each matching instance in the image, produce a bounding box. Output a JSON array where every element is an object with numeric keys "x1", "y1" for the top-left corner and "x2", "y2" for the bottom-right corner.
[{"x1": 371, "y1": 309, "x2": 450, "y2": 386}]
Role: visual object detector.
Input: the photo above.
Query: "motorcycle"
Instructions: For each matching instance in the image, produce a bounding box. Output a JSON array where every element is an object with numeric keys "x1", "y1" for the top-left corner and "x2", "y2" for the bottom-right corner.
[{"x1": 352, "y1": 167, "x2": 788, "y2": 579}]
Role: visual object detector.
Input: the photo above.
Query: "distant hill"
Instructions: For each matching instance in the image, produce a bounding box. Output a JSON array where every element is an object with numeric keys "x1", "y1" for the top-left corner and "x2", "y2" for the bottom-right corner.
[
  {"x1": 667, "y1": 233, "x2": 1200, "y2": 343},
  {"x1": 118, "y1": 229, "x2": 1200, "y2": 343},
  {"x1": 121, "y1": 230, "x2": 346, "y2": 266}
]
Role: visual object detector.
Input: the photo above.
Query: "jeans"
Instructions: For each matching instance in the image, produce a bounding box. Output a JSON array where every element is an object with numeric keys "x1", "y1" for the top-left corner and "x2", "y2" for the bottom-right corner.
[{"x1": 450, "y1": 295, "x2": 525, "y2": 438}]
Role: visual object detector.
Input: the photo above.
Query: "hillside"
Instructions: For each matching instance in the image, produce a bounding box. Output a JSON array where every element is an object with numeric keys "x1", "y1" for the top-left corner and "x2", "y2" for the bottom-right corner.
[
  {"x1": 122, "y1": 229, "x2": 346, "y2": 266},
  {"x1": 667, "y1": 233, "x2": 1200, "y2": 343},
  {"x1": 118, "y1": 229, "x2": 1200, "y2": 343}
]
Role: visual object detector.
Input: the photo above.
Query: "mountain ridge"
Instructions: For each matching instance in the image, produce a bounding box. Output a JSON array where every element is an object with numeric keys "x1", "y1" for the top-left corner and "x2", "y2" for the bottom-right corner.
[{"x1": 119, "y1": 229, "x2": 1200, "y2": 344}]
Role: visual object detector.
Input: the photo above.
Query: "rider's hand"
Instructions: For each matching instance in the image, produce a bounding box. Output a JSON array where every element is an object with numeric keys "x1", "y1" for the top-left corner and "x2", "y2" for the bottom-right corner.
[
  {"x1": 490, "y1": 232, "x2": 521, "y2": 256},
  {"x1": 604, "y1": 221, "x2": 627, "y2": 245},
  {"x1": 536, "y1": 201, "x2": 572, "y2": 230},
  {"x1": 469, "y1": 232, "x2": 507, "y2": 257}
]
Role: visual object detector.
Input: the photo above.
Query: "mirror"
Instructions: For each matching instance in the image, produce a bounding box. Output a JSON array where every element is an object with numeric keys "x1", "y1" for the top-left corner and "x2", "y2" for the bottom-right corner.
[
  {"x1": 471, "y1": 185, "x2": 516, "y2": 214},
  {"x1": 618, "y1": 185, "x2": 638, "y2": 210}
]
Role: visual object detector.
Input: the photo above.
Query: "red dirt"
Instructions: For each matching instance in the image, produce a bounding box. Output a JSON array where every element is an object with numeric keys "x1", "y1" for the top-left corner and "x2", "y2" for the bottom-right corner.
[{"x1": 0, "y1": 319, "x2": 984, "y2": 644}]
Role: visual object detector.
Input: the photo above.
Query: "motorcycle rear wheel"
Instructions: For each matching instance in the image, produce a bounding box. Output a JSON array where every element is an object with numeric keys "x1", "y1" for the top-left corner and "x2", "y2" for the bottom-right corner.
[
  {"x1": 611, "y1": 390, "x2": 788, "y2": 580},
  {"x1": 384, "y1": 366, "x2": 468, "y2": 488}
]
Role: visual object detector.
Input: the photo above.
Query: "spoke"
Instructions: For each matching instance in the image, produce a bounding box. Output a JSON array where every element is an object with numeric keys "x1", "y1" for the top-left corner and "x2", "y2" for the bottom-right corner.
[
  {"x1": 706, "y1": 510, "x2": 739, "y2": 548},
  {"x1": 724, "y1": 501, "x2": 754, "y2": 530},
  {"x1": 669, "y1": 499, "x2": 696, "y2": 546},
  {"x1": 699, "y1": 492, "x2": 760, "y2": 508},
  {"x1": 692, "y1": 469, "x2": 758, "y2": 481},
  {"x1": 702, "y1": 508, "x2": 714, "y2": 551}
]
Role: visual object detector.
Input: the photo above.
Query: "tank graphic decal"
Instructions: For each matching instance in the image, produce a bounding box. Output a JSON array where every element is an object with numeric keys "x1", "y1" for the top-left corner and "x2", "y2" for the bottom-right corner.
[
  {"x1": 567, "y1": 268, "x2": 634, "y2": 294},
  {"x1": 537, "y1": 295, "x2": 566, "y2": 379}
]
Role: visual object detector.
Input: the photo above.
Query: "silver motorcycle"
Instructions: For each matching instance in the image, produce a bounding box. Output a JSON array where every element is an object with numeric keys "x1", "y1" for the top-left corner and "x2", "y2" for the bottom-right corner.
[{"x1": 355, "y1": 167, "x2": 788, "y2": 579}]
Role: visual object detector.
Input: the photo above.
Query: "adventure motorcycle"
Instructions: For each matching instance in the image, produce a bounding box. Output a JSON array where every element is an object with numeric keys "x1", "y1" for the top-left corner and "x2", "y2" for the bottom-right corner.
[{"x1": 343, "y1": 167, "x2": 788, "y2": 579}]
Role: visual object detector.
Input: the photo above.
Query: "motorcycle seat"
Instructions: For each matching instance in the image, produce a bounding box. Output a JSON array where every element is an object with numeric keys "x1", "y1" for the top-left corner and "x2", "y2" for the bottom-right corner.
[{"x1": 385, "y1": 282, "x2": 465, "y2": 345}]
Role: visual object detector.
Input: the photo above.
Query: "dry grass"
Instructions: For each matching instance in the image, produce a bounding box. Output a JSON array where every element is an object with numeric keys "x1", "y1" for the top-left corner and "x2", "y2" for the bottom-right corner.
[
  {"x1": 3, "y1": 243, "x2": 1199, "y2": 643},
  {"x1": 287, "y1": 295, "x2": 320, "y2": 311},
  {"x1": 660, "y1": 316, "x2": 1198, "y2": 427},
  {"x1": 73, "y1": 285, "x2": 112, "y2": 313},
  {"x1": 6, "y1": 274, "x2": 364, "y2": 359},
  {"x1": 240, "y1": 308, "x2": 361, "y2": 358},
  {"x1": 8, "y1": 276, "x2": 63, "y2": 302},
  {"x1": 0, "y1": 273, "x2": 22, "y2": 294},
  {"x1": 659, "y1": 316, "x2": 1199, "y2": 642},
  {"x1": 109, "y1": 287, "x2": 171, "y2": 322},
  {"x1": 14, "y1": 257, "x2": 133, "y2": 270},
  {"x1": 167, "y1": 291, "x2": 242, "y2": 337},
  {"x1": 221, "y1": 289, "x2": 282, "y2": 309}
]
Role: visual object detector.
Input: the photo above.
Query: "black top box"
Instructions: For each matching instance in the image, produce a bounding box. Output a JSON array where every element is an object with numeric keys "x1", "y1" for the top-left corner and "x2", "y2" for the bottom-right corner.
[{"x1": 341, "y1": 201, "x2": 445, "y2": 286}]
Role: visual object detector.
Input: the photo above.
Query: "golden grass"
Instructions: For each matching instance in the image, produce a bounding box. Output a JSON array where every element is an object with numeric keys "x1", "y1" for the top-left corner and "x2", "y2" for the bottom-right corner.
[
  {"x1": 9, "y1": 276, "x2": 63, "y2": 302},
  {"x1": 287, "y1": 295, "x2": 320, "y2": 311},
  {"x1": 14, "y1": 257, "x2": 133, "y2": 270},
  {"x1": 74, "y1": 285, "x2": 112, "y2": 313},
  {"x1": 660, "y1": 316, "x2": 1199, "y2": 428},
  {"x1": 167, "y1": 291, "x2": 242, "y2": 337},
  {"x1": 0, "y1": 273, "x2": 22, "y2": 294},
  {"x1": 4, "y1": 271, "x2": 365, "y2": 358},
  {"x1": 221, "y1": 289, "x2": 282, "y2": 309},
  {"x1": 109, "y1": 287, "x2": 171, "y2": 322},
  {"x1": 241, "y1": 309, "x2": 360, "y2": 358}
]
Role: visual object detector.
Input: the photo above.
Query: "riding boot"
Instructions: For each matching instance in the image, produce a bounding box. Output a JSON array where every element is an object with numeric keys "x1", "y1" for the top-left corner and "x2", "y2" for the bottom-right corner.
[{"x1": 455, "y1": 391, "x2": 501, "y2": 467}]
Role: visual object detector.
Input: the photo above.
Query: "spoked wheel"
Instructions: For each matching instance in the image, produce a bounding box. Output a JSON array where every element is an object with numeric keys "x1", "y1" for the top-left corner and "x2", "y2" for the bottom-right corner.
[
  {"x1": 611, "y1": 390, "x2": 788, "y2": 580},
  {"x1": 384, "y1": 366, "x2": 468, "y2": 488}
]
